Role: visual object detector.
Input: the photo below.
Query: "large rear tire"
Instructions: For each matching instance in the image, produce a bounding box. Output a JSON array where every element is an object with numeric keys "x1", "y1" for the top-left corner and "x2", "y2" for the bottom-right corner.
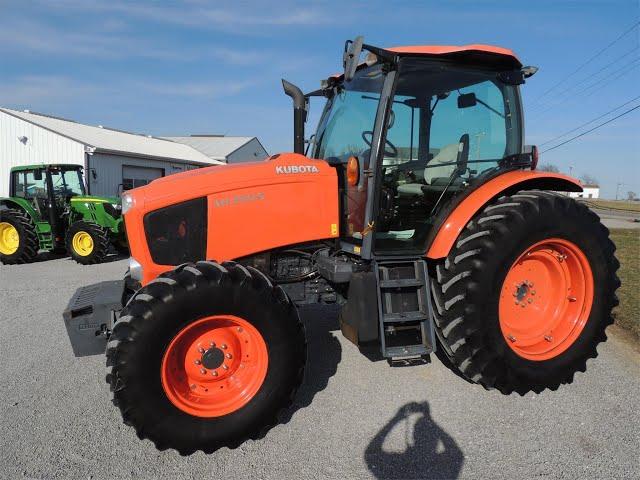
[
  {"x1": 0, "y1": 209, "x2": 38, "y2": 264},
  {"x1": 66, "y1": 221, "x2": 110, "y2": 265},
  {"x1": 430, "y1": 191, "x2": 620, "y2": 394},
  {"x1": 106, "y1": 261, "x2": 306, "y2": 454}
]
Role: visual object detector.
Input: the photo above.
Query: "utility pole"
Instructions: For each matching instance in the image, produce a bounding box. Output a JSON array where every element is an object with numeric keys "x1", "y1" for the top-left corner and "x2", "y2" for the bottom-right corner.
[
  {"x1": 615, "y1": 182, "x2": 623, "y2": 201},
  {"x1": 569, "y1": 166, "x2": 573, "y2": 176}
]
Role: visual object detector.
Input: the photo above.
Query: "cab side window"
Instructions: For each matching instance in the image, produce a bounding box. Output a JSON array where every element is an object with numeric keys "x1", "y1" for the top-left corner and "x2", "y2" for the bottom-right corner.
[{"x1": 22, "y1": 170, "x2": 48, "y2": 199}]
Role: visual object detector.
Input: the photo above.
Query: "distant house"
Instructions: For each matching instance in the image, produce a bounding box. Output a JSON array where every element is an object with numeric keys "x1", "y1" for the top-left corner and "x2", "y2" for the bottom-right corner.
[
  {"x1": 0, "y1": 108, "x2": 268, "y2": 198},
  {"x1": 569, "y1": 184, "x2": 600, "y2": 199}
]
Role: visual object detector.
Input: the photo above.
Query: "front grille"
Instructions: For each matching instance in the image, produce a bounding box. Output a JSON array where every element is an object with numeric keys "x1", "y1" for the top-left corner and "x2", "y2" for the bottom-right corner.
[{"x1": 143, "y1": 197, "x2": 207, "y2": 265}]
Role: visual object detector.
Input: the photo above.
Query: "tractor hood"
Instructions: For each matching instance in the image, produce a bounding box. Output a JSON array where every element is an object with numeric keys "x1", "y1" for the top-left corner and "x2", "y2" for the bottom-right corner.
[{"x1": 123, "y1": 153, "x2": 339, "y2": 285}]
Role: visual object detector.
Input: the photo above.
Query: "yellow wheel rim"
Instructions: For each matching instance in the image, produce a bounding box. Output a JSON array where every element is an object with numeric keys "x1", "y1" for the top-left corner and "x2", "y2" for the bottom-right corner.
[
  {"x1": 0, "y1": 222, "x2": 20, "y2": 255},
  {"x1": 72, "y1": 231, "x2": 94, "y2": 256}
]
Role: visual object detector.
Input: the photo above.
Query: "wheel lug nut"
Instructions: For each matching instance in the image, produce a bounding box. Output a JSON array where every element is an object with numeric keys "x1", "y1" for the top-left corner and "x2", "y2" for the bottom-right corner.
[
  {"x1": 521, "y1": 303, "x2": 526, "y2": 308},
  {"x1": 515, "y1": 300, "x2": 519, "y2": 305},
  {"x1": 200, "y1": 368, "x2": 207, "y2": 374},
  {"x1": 190, "y1": 384, "x2": 196, "y2": 390},
  {"x1": 225, "y1": 353, "x2": 232, "y2": 359},
  {"x1": 222, "y1": 364, "x2": 229, "y2": 370},
  {"x1": 531, "y1": 291, "x2": 536, "y2": 295},
  {"x1": 212, "y1": 371, "x2": 218, "y2": 377},
  {"x1": 194, "y1": 360, "x2": 201, "y2": 365},
  {"x1": 236, "y1": 327, "x2": 243, "y2": 332},
  {"x1": 221, "y1": 344, "x2": 227, "y2": 350},
  {"x1": 209, "y1": 341, "x2": 216, "y2": 347},
  {"x1": 197, "y1": 347, "x2": 205, "y2": 353},
  {"x1": 528, "y1": 298, "x2": 533, "y2": 304}
]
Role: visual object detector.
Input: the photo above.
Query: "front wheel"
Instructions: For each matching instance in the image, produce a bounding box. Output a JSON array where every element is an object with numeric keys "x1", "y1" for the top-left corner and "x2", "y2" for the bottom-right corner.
[
  {"x1": 106, "y1": 261, "x2": 306, "y2": 454},
  {"x1": 430, "y1": 190, "x2": 620, "y2": 394},
  {"x1": 66, "y1": 221, "x2": 110, "y2": 265}
]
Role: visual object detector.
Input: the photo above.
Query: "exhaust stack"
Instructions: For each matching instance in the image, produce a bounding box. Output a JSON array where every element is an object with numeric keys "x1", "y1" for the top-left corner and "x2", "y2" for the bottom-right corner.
[{"x1": 282, "y1": 79, "x2": 306, "y2": 154}]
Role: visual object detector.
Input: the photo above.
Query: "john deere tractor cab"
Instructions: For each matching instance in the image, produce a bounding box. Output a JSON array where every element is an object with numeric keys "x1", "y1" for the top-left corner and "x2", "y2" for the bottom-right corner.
[
  {"x1": 64, "y1": 37, "x2": 618, "y2": 455},
  {"x1": 0, "y1": 164, "x2": 125, "y2": 264}
]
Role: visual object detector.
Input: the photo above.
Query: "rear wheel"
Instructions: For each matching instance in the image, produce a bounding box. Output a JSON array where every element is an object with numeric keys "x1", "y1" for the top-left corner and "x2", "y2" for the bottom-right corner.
[
  {"x1": 430, "y1": 191, "x2": 619, "y2": 394},
  {"x1": 66, "y1": 221, "x2": 110, "y2": 265},
  {"x1": 106, "y1": 261, "x2": 306, "y2": 454},
  {"x1": 0, "y1": 209, "x2": 38, "y2": 264}
]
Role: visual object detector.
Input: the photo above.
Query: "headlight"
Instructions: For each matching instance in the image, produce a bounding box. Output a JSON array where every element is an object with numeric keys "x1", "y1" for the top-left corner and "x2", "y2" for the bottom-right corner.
[
  {"x1": 129, "y1": 257, "x2": 143, "y2": 281},
  {"x1": 121, "y1": 192, "x2": 136, "y2": 214}
]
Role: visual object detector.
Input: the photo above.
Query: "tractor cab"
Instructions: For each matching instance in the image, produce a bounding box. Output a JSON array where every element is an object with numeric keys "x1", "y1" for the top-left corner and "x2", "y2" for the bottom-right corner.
[
  {"x1": 11, "y1": 164, "x2": 85, "y2": 219},
  {"x1": 286, "y1": 39, "x2": 537, "y2": 260}
]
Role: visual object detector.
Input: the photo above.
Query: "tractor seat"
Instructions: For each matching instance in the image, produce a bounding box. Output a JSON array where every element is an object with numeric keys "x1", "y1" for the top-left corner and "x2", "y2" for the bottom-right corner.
[{"x1": 397, "y1": 142, "x2": 460, "y2": 197}]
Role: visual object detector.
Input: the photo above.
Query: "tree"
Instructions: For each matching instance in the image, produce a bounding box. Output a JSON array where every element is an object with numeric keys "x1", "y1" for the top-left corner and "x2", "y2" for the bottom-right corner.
[
  {"x1": 580, "y1": 174, "x2": 599, "y2": 186},
  {"x1": 538, "y1": 163, "x2": 560, "y2": 173},
  {"x1": 627, "y1": 191, "x2": 637, "y2": 201}
]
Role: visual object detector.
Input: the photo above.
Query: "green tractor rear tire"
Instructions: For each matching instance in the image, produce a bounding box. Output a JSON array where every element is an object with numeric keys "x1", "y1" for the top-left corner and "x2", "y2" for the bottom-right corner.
[
  {"x1": 0, "y1": 209, "x2": 39, "y2": 264},
  {"x1": 66, "y1": 221, "x2": 110, "y2": 265}
]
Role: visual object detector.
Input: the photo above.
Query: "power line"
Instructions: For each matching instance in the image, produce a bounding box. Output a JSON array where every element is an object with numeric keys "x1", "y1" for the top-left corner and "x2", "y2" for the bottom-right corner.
[
  {"x1": 540, "y1": 104, "x2": 640, "y2": 154},
  {"x1": 530, "y1": 60, "x2": 640, "y2": 120},
  {"x1": 532, "y1": 20, "x2": 640, "y2": 105},
  {"x1": 529, "y1": 46, "x2": 639, "y2": 112},
  {"x1": 539, "y1": 95, "x2": 640, "y2": 146}
]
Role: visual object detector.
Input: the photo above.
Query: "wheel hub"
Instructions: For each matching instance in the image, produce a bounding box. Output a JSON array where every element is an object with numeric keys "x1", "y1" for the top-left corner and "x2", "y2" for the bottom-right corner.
[
  {"x1": 201, "y1": 347, "x2": 225, "y2": 370},
  {"x1": 72, "y1": 231, "x2": 94, "y2": 256},
  {"x1": 499, "y1": 238, "x2": 594, "y2": 361},
  {"x1": 0, "y1": 222, "x2": 19, "y2": 255}
]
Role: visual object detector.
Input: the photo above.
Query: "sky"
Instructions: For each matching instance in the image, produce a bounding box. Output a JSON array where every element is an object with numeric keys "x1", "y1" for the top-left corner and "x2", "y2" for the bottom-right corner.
[{"x1": 0, "y1": 0, "x2": 638, "y2": 198}]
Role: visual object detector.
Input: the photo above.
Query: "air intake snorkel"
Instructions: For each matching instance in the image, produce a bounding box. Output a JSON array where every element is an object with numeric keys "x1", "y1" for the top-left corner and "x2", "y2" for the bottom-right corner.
[{"x1": 281, "y1": 79, "x2": 307, "y2": 154}]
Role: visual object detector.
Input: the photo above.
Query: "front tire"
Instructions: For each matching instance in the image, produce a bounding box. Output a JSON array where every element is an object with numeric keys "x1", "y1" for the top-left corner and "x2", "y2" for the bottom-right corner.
[
  {"x1": 106, "y1": 261, "x2": 306, "y2": 454},
  {"x1": 66, "y1": 221, "x2": 110, "y2": 265},
  {"x1": 430, "y1": 191, "x2": 619, "y2": 394},
  {"x1": 0, "y1": 209, "x2": 38, "y2": 264}
]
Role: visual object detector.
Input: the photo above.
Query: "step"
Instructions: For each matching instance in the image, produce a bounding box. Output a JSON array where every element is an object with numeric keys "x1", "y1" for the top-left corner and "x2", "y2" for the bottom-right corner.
[
  {"x1": 379, "y1": 278, "x2": 423, "y2": 289},
  {"x1": 385, "y1": 344, "x2": 430, "y2": 358},
  {"x1": 382, "y1": 311, "x2": 428, "y2": 323}
]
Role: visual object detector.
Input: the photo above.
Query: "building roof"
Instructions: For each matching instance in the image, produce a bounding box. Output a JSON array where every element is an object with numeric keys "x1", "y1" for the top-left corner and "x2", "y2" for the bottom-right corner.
[
  {"x1": 0, "y1": 108, "x2": 223, "y2": 165},
  {"x1": 163, "y1": 135, "x2": 265, "y2": 161}
]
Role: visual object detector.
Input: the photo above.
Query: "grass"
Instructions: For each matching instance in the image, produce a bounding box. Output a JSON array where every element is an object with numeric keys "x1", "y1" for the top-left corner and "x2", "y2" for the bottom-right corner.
[
  {"x1": 584, "y1": 199, "x2": 640, "y2": 213},
  {"x1": 610, "y1": 229, "x2": 640, "y2": 340}
]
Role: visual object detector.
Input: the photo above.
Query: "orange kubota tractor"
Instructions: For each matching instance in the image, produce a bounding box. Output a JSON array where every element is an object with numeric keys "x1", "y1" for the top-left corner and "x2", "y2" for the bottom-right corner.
[{"x1": 64, "y1": 37, "x2": 619, "y2": 454}]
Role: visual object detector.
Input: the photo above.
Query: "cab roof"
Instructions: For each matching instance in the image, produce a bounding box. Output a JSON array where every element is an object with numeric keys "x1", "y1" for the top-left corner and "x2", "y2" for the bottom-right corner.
[
  {"x1": 387, "y1": 44, "x2": 522, "y2": 69},
  {"x1": 11, "y1": 164, "x2": 82, "y2": 172}
]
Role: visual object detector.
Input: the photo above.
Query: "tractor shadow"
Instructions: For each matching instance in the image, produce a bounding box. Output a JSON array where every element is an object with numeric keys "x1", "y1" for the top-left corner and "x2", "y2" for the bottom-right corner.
[
  {"x1": 365, "y1": 401, "x2": 464, "y2": 480},
  {"x1": 279, "y1": 303, "x2": 342, "y2": 423}
]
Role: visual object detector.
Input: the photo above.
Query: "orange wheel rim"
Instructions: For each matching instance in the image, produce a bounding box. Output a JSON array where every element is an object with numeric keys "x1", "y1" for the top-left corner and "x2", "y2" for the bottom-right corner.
[
  {"x1": 161, "y1": 315, "x2": 268, "y2": 417},
  {"x1": 499, "y1": 238, "x2": 594, "y2": 361}
]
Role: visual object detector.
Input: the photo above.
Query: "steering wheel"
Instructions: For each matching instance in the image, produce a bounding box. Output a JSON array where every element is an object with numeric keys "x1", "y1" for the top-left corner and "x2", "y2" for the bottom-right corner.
[{"x1": 362, "y1": 131, "x2": 398, "y2": 158}]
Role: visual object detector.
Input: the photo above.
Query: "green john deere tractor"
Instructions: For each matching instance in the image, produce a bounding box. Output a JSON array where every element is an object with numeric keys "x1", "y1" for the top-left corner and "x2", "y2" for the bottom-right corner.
[{"x1": 0, "y1": 164, "x2": 126, "y2": 265}]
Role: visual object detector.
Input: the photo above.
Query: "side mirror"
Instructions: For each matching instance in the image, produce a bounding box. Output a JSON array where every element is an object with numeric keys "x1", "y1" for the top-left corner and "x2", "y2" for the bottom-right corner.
[{"x1": 457, "y1": 93, "x2": 477, "y2": 109}]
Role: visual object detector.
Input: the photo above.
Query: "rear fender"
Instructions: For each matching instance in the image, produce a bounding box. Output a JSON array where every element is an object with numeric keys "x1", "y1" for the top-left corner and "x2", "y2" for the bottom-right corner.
[
  {"x1": 0, "y1": 197, "x2": 39, "y2": 221},
  {"x1": 425, "y1": 170, "x2": 582, "y2": 259}
]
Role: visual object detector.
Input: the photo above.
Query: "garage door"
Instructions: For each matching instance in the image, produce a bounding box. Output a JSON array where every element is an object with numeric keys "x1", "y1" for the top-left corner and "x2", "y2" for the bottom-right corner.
[{"x1": 122, "y1": 165, "x2": 164, "y2": 190}]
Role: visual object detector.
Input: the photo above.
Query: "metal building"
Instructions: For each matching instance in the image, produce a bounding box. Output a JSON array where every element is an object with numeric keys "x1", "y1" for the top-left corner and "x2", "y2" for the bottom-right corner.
[
  {"x1": 164, "y1": 135, "x2": 268, "y2": 164},
  {"x1": 0, "y1": 108, "x2": 267, "y2": 198}
]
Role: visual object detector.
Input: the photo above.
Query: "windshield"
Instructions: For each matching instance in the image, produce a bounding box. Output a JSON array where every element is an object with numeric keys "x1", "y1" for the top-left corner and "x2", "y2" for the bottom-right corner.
[
  {"x1": 313, "y1": 64, "x2": 386, "y2": 160},
  {"x1": 50, "y1": 167, "x2": 85, "y2": 197}
]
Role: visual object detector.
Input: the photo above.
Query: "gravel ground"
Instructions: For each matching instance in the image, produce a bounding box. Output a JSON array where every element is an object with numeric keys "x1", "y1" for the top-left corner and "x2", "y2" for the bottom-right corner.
[{"x1": 0, "y1": 255, "x2": 638, "y2": 480}]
